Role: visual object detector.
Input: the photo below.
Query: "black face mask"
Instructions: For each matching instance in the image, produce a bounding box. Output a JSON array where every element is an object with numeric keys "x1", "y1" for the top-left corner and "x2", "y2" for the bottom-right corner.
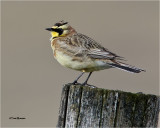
[{"x1": 45, "y1": 28, "x2": 63, "y2": 35}]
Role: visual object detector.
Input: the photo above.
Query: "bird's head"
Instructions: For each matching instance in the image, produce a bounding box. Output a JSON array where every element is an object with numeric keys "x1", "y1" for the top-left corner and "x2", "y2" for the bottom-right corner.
[{"x1": 46, "y1": 21, "x2": 74, "y2": 39}]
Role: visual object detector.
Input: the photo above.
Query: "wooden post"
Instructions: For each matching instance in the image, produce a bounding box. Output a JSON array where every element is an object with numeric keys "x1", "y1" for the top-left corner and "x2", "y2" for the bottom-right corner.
[{"x1": 57, "y1": 84, "x2": 160, "y2": 128}]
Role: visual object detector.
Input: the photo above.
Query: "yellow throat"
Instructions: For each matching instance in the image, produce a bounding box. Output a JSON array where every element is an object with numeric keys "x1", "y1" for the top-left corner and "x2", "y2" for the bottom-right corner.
[{"x1": 51, "y1": 31, "x2": 59, "y2": 38}]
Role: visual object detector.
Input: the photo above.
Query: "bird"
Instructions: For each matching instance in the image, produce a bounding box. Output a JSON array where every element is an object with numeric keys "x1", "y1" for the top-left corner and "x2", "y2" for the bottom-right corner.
[{"x1": 46, "y1": 20, "x2": 145, "y2": 86}]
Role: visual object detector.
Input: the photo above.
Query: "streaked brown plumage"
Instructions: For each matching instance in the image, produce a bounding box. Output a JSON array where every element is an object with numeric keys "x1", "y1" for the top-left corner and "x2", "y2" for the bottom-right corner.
[{"x1": 46, "y1": 21, "x2": 145, "y2": 85}]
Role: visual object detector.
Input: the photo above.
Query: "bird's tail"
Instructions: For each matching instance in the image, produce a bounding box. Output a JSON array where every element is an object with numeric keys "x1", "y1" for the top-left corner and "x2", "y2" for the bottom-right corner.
[{"x1": 108, "y1": 62, "x2": 145, "y2": 73}]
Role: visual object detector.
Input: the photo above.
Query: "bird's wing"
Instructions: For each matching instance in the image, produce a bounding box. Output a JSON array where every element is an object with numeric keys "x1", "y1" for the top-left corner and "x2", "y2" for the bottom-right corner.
[
  {"x1": 58, "y1": 33, "x2": 145, "y2": 73},
  {"x1": 59, "y1": 33, "x2": 124, "y2": 60},
  {"x1": 74, "y1": 33, "x2": 125, "y2": 60},
  {"x1": 58, "y1": 34, "x2": 87, "y2": 57}
]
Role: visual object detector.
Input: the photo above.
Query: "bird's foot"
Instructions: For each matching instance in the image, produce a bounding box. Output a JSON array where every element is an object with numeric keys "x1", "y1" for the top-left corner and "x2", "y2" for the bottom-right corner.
[
  {"x1": 71, "y1": 80, "x2": 81, "y2": 85},
  {"x1": 81, "y1": 82, "x2": 97, "y2": 88},
  {"x1": 81, "y1": 81, "x2": 87, "y2": 86}
]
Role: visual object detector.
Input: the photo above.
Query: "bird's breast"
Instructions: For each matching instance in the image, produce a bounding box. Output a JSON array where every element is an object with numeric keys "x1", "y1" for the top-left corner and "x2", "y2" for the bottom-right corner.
[
  {"x1": 53, "y1": 50, "x2": 111, "y2": 72},
  {"x1": 51, "y1": 39, "x2": 111, "y2": 72}
]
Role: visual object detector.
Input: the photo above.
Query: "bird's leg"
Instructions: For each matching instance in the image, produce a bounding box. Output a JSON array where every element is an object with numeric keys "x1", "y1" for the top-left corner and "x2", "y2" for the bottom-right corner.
[
  {"x1": 82, "y1": 72, "x2": 93, "y2": 85},
  {"x1": 72, "y1": 72, "x2": 85, "y2": 85}
]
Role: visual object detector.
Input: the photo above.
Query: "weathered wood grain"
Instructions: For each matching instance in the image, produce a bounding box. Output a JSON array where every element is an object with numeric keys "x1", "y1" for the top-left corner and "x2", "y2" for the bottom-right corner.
[
  {"x1": 115, "y1": 92, "x2": 137, "y2": 127},
  {"x1": 57, "y1": 84, "x2": 70, "y2": 127},
  {"x1": 77, "y1": 86, "x2": 103, "y2": 128},
  {"x1": 65, "y1": 85, "x2": 82, "y2": 128},
  {"x1": 100, "y1": 91, "x2": 119, "y2": 127},
  {"x1": 57, "y1": 84, "x2": 160, "y2": 128},
  {"x1": 132, "y1": 93, "x2": 146, "y2": 127},
  {"x1": 142, "y1": 95, "x2": 160, "y2": 127}
]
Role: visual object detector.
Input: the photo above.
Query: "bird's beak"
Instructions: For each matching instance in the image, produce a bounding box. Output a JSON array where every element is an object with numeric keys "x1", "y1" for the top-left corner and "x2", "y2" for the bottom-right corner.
[{"x1": 45, "y1": 28, "x2": 54, "y2": 31}]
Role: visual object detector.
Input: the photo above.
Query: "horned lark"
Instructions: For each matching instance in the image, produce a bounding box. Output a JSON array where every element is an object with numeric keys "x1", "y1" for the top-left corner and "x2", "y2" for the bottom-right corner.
[{"x1": 46, "y1": 21, "x2": 145, "y2": 85}]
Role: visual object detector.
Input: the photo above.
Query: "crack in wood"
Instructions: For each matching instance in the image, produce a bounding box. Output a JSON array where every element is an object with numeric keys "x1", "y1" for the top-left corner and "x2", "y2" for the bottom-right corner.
[{"x1": 57, "y1": 84, "x2": 160, "y2": 128}]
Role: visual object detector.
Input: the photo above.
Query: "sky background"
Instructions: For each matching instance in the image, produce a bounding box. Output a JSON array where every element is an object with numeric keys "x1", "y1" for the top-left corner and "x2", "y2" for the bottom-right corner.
[{"x1": 1, "y1": 1, "x2": 159, "y2": 127}]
